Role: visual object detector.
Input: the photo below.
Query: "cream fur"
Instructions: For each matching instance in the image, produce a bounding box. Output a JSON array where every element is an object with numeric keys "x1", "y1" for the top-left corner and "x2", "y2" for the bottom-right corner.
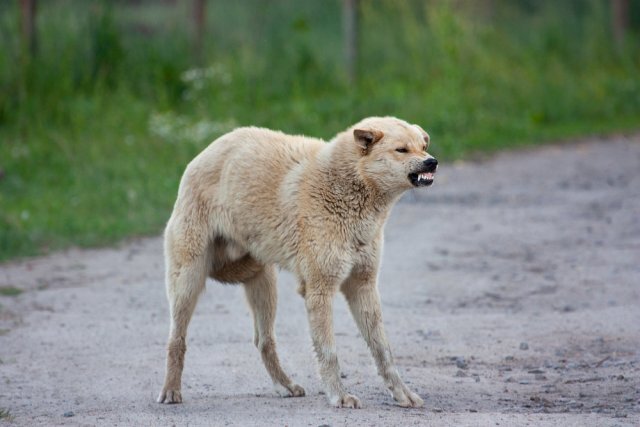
[{"x1": 157, "y1": 116, "x2": 436, "y2": 408}]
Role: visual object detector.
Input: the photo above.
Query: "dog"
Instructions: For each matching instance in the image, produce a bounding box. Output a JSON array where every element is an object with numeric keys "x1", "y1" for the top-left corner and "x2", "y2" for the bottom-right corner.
[{"x1": 157, "y1": 116, "x2": 437, "y2": 408}]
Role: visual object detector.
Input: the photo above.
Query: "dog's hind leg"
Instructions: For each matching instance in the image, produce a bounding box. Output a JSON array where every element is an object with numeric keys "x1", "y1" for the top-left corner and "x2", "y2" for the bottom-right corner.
[
  {"x1": 243, "y1": 265, "x2": 305, "y2": 397},
  {"x1": 158, "y1": 222, "x2": 209, "y2": 404}
]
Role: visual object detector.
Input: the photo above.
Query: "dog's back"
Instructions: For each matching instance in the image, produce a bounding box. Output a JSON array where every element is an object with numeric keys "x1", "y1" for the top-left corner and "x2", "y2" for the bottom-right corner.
[{"x1": 170, "y1": 127, "x2": 325, "y2": 268}]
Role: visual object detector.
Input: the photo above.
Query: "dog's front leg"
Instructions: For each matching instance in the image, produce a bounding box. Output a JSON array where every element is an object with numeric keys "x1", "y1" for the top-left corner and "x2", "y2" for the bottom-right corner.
[
  {"x1": 342, "y1": 277, "x2": 424, "y2": 408},
  {"x1": 304, "y1": 287, "x2": 362, "y2": 408}
]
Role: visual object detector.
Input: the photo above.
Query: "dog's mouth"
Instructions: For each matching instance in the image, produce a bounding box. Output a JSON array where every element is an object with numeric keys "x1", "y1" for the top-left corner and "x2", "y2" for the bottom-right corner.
[{"x1": 409, "y1": 171, "x2": 435, "y2": 187}]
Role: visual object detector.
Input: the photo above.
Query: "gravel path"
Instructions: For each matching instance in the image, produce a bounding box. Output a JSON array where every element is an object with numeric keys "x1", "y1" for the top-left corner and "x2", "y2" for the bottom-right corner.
[{"x1": 1, "y1": 135, "x2": 639, "y2": 426}]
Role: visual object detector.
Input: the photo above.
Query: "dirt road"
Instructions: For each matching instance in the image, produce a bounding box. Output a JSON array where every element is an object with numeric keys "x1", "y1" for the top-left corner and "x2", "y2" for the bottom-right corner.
[{"x1": 1, "y1": 135, "x2": 639, "y2": 426}]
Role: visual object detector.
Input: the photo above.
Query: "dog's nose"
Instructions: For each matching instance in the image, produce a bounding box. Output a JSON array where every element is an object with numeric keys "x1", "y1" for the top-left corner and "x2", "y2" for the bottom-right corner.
[{"x1": 423, "y1": 157, "x2": 438, "y2": 172}]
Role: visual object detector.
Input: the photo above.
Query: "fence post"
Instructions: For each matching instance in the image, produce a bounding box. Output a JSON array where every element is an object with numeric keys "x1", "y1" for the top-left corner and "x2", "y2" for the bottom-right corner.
[
  {"x1": 611, "y1": 0, "x2": 629, "y2": 47},
  {"x1": 20, "y1": 0, "x2": 37, "y2": 55},
  {"x1": 193, "y1": 0, "x2": 206, "y2": 63},
  {"x1": 343, "y1": 0, "x2": 359, "y2": 84}
]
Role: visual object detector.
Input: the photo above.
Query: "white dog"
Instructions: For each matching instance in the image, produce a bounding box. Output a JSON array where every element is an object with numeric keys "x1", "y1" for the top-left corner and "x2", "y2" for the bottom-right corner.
[{"x1": 158, "y1": 116, "x2": 437, "y2": 408}]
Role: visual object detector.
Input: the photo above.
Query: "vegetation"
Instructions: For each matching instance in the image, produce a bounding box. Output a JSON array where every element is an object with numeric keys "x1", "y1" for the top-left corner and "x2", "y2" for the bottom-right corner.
[
  {"x1": 0, "y1": 408, "x2": 13, "y2": 421},
  {"x1": 1, "y1": 0, "x2": 639, "y2": 261},
  {"x1": 0, "y1": 286, "x2": 23, "y2": 297}
]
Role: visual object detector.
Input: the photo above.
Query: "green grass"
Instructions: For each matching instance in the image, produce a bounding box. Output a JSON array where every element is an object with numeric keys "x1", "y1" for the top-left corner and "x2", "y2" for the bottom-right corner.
[
  {"x1": 0, "y1": 0, "x2": 639, "y2": 261},
  {"x1": 0, "y1": 408, "x2": 13, "y2": 421},
  {"x1": 0, "y1": 287, "x2": 23, "y2": 297}
]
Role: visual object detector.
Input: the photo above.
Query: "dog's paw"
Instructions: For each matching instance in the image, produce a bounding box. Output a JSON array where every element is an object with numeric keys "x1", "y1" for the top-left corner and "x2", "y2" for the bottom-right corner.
[
  {"x1": 288, "y1": 383, "x2": 306, "y2": 397},
  {"x1": 330, "y1": 393, "x2": 362, "y2": 409},
  {"x1": 274, "y1": 382, "x2": 306, "y2": 398},
  {"x1": 392, "y1": 387, "x2": 424, "y2": 408},
  {"x1": 157, "y1": 389, "x2": 182, "y2": 404}
]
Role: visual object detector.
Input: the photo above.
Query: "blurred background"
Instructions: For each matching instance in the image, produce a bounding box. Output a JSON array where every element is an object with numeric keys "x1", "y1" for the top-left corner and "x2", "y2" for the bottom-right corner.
[{"x1": 0, "y1": 0, "x2": 639, "y2": 261}]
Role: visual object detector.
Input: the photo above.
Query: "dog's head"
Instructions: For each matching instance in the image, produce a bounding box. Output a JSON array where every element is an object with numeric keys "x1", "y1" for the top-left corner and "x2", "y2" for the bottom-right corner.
[{"x1": 349, "y1": 117, "x2": 437, "y2": 193}]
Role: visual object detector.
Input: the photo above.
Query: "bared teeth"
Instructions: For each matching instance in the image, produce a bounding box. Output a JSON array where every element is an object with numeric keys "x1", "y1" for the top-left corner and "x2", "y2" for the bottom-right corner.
[{"x1": 415, "y1": 172, "x2": 435, "y2": 183}]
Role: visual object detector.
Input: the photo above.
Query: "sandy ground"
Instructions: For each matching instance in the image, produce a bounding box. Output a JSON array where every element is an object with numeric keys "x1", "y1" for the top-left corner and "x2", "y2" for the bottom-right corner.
[{"x1": 1, "y1": 135, "x2": 639, "y2": 427}]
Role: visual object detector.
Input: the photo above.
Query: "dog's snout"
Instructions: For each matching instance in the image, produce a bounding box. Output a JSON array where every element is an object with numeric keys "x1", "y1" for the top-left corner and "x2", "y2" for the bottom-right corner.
[{"x1": 423, "y1": 157, "x2": 438, "y2": 172}]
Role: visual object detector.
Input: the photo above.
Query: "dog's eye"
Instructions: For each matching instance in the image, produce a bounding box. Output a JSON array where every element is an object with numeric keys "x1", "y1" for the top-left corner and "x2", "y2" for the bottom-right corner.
[{"x1": 395, "y1": 148, "x2": 408, "y2": 153}]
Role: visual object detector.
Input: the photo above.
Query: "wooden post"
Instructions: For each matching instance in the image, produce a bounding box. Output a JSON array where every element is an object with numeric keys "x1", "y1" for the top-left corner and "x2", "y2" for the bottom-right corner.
[
  {"x1": 343, "y1": 0, "x2": 359, "y2": 84},
  {"x1": 20, "y1": 0, "x2": 37, "y2": 55},
  {"x1": 193, "y1": 0, "x2": 206, "y2": 62},
  {"x1": 611, "y1": 0, "x2": 629, "y2": 47},
  {"x1": 484, "y1": 0, "x2": 495, "y2": 21}
]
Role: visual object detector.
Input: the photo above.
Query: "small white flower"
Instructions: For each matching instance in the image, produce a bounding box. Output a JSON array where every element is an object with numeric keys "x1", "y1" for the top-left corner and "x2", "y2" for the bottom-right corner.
[{"x1": 148, "y1": 112, "x2": 236, "y2": 145}]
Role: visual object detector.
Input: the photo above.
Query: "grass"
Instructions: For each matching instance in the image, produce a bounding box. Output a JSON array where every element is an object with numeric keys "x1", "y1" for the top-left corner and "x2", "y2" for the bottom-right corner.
[
  {"x1": 0, "y1": 408, "x2": 13, "y2": 421},
  {"x1": 0, "y1": 0, "x2": 639, "y2": 261},
  {"x1": 0, "y1": 287, "x2": 23, "y2": 297}
]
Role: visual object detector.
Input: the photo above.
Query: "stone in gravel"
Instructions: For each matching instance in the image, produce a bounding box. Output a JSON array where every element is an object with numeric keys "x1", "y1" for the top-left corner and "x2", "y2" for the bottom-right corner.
[
  {"x1": 505, "y1": 355, "x2": 515, "y2": 361},
  {"x1": 455, "y1": 357, "x2": 468, "y2": 369},
  {"x1": 455, "y1": 370, "x2": 467, "y2": 377},
  {"x1": 63, "y1": 411, "x2": 74, "y2": 418},
  {"x1": 519, "y1": 342, "x2": 529, "y2": 350},
  {"x1": 432, "y1": 407, "x2": 444, "y2": 413}
]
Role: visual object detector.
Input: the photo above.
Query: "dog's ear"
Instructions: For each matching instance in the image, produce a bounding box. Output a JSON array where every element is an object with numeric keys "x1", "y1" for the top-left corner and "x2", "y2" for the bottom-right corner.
[
  {"x1": 414, "y1": 125, "x2": 430, "y2": 150},
  {"x1": 353, "y1": 129, "x2": 384, "y2": 153}
]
